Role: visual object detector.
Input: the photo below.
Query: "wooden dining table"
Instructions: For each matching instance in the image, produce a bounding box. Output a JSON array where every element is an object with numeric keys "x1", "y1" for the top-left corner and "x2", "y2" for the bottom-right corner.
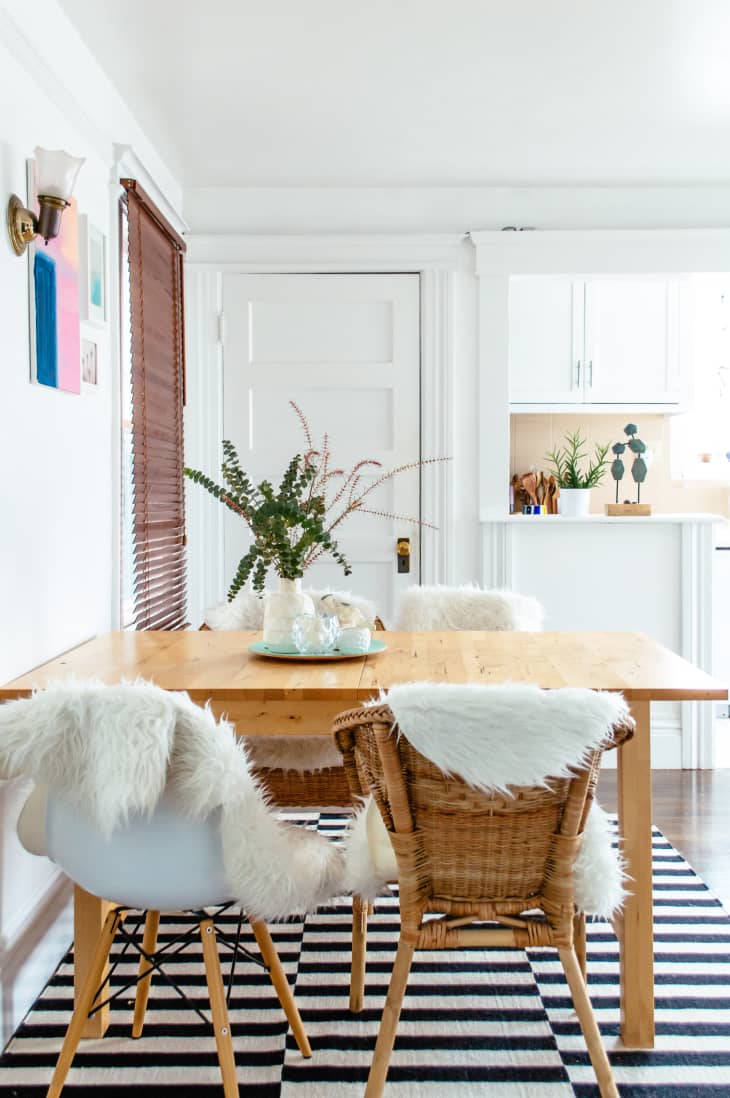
[{"x1": 1, "y1": 628, "x2": 726, "y2": 1049}]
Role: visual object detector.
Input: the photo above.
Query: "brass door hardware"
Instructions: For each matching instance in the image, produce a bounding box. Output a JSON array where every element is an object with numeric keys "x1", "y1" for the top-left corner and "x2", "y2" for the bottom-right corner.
[{"x1": 397, "y1": 537, "x2": 410, "y2": 574}]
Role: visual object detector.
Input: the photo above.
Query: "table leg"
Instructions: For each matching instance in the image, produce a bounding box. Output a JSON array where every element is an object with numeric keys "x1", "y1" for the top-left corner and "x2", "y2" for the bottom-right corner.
[
  {"x1": 74, "y1": 886, "x2": 113, "y2": 1038},
  {"x1": 616, "y1": 698, "x2": 655, "y2": 1048}
]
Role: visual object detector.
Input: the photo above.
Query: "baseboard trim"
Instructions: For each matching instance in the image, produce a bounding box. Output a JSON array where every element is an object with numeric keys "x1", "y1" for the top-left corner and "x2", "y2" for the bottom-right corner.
[{"x1": 0, "y1": 871, "x2": 73, "y2": 1050}]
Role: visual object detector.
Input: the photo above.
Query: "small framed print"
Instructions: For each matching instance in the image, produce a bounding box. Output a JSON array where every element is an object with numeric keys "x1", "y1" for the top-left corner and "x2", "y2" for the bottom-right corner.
[
  {"x1": 79, "y1": 215, "x2": 106, "y2": 325},
  {"x1": 81, "y1": 338, "x2": 99, "y2": 389}
]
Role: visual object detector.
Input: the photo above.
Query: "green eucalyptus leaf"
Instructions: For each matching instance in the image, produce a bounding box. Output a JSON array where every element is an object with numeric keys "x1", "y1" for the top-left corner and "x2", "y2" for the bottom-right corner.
[{"x1": 624, "y1": 423, "x2": 638, "y2": 436}]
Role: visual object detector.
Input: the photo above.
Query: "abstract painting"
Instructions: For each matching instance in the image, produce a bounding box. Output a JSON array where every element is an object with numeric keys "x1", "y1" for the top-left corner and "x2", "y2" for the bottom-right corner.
[
  {"x1": 80, "y1": 215, "x2": 106, "y2": 325},
  {"x1": 27, "y1": 160, "x2": 81, "y2": 394}
]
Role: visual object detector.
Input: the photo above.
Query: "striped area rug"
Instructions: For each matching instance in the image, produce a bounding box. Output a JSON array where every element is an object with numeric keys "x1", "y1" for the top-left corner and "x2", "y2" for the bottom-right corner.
[{"x1": 2, "y1": 814, "x2": 730, "y2": 1097}]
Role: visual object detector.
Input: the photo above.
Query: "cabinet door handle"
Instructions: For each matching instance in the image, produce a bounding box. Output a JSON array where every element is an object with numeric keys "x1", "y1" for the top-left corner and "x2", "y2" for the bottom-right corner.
[
  {"x1": 575, "y1": 360, "x2": 581, "y2": 389},
  {"x1": 588, "y1": 359, "x2": 593, "y2": 386}
]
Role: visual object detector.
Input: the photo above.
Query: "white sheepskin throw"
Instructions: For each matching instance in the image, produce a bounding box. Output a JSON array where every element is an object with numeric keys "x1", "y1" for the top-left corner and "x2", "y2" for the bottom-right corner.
[
  {"x1": 247, "y1": 735, "x2": 343, "y2": 772},
  {"x1": 345, "y1": 681, "x2": 629, "y2": 919},
  {"x1": 204, "y1": 588, "x2": 378, "y2": 631},
  {"x1": 0, "y1": 680, "x2": 344, "y2": 922},
  {"x1": 396, "y1": 584, "x2": 543, "y2": 632}
]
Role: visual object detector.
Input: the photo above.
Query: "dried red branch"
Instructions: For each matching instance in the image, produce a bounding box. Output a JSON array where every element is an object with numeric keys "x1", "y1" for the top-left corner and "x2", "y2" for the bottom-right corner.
[
  {"x1": 289, "y1": 400, "x2": 313, "y2": 450},
  {"x1": 221, "y1": 493, "x2": 252, "y2": 524},
  {"x1": 357, "y1": 507, "x2": 438, "y2": 530}
]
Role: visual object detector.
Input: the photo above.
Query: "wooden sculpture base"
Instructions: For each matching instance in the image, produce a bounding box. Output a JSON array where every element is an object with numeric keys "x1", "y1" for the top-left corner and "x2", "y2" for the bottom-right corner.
[{"x1": 605, "y1": 503, "x2": 652, "y2": 516}]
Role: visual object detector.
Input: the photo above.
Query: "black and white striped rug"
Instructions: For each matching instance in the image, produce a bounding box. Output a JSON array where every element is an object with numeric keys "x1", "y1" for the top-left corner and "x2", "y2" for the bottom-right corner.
[{"x1": 2, "y1": 815, "x2": 730, "y2": 1097}]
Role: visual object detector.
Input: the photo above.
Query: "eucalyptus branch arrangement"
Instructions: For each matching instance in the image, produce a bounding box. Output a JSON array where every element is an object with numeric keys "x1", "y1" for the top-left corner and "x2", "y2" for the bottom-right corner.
[
  {"x1": 185, "y1": 401, "x2": 449, "y2": 600},
  {"x1": 545, "y1": 430, "x2": 610, "y2": 489}
]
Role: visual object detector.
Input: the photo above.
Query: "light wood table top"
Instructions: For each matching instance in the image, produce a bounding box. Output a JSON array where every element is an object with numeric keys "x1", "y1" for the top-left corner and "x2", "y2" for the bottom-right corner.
[{"x1": 1, "y1": 629, "x2": 725, "y2": 704}]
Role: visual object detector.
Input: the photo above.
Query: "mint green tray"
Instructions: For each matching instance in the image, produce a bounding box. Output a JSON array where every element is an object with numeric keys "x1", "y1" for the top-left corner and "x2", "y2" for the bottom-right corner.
[{"x1": 248, "y1": 638, "x2": 387, "y2": 661}]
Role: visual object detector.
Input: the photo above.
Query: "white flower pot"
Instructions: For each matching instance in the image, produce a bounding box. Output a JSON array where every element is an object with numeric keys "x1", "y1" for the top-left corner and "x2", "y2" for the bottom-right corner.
[
  {"x1": 263, "y1": 578, "x2": 315, "y2": 653},
  {"x1": 558, "y1": 488, "x2": 592, "y2": 517}
]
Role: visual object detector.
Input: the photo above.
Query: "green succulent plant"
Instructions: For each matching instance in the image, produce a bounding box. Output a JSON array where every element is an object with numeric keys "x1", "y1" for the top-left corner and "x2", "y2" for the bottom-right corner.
[{"x1": 545, "y1": 431, "x2": 610, "y2": 489}]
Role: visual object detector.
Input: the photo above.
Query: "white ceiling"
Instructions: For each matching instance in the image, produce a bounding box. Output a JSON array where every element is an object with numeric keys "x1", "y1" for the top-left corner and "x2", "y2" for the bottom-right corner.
[{"x1": 59, "y1": 0, "x2": 730, "y2": 188}]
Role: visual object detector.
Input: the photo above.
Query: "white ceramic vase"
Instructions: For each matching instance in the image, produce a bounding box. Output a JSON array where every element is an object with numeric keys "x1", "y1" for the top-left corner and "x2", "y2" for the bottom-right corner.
[
  {"x1": 263, "y1": 578, "x2": 315, "y2": 653},
  {"x1": 558, "y1": 488, "x2": 592, "y2": 517}
]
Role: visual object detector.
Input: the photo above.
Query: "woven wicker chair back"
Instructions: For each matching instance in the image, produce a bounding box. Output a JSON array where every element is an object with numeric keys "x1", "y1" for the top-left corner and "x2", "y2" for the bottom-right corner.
[{"x1": 334, "y1": 703, "x2": 629, "y2": 928}]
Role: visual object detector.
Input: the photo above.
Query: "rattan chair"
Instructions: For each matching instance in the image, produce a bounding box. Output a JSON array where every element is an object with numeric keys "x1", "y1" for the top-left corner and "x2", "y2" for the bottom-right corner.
[
  {"x1": 202, "y1": 613, "x2": 384, "y2": 808},
  {"x1": 345, "y1": 585, "x2": 543, "y2": 1012},
  {"x1": 334, "y1": 701, "x2": 632, "y2": 1098}
]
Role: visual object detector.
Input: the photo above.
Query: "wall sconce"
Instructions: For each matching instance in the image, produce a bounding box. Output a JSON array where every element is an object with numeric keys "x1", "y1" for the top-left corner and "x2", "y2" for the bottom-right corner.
[{"x1": 6, "y1": 146, "x2": 85, "y2": 257}]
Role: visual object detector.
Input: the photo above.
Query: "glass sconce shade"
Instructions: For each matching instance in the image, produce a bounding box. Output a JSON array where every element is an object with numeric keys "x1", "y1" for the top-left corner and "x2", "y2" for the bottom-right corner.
[{"x1": 33, "y1": 146, "x2": 85, "y2": 201}]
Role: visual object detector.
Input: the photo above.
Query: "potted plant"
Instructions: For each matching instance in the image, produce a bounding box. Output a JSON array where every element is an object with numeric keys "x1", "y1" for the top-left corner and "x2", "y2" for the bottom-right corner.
[
  {"x1": 545, "y1": 430, "x2": 610, "y2": 517},
  {"x1": 185, "y1": 401, "x2": 448, "y2": 650}
]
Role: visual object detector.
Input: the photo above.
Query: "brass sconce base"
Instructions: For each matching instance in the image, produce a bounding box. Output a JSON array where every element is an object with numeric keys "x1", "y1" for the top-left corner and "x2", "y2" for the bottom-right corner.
[{"x1": 7, "y1": 194, "x2": 36, "y2": 256}]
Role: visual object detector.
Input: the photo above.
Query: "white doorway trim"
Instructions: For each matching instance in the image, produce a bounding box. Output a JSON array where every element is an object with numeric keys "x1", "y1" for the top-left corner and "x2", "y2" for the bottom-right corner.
[{"x1": 184, "y1": 234, "x2": 462, "y2": 622}]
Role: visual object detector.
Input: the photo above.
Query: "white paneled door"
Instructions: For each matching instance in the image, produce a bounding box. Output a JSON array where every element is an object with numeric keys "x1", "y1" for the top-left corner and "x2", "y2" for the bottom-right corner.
[{"x1": 221, "y1": 273, "x2": 421, "y2": 625}]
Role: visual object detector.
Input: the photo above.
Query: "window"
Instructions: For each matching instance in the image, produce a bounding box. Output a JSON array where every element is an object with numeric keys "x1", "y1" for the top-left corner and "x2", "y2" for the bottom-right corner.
[{"x1": 120, "y1": 179, "x2": 188, "y2": 629}]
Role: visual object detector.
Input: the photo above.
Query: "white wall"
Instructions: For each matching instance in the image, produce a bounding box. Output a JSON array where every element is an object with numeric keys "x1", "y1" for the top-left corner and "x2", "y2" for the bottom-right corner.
[{"x1": 0, "y1": 0, "x2": 182, "y2": 1049}]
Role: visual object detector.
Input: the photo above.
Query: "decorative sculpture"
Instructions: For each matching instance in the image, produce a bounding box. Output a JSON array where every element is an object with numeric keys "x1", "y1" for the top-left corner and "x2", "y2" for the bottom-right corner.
[{"x1": 607, "y1": 424, "x2": 650, "y2": 514}]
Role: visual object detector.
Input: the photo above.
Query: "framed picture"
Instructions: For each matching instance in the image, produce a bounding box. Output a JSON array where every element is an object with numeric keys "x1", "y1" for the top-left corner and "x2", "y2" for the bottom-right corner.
[
  {"x1": 27, "y1": 159, "x2": 81, "y2": 393},
  {"x1": 81, "y1": 338, "x2": 99, "y2": 389},
  {"x1": 79, "y1": 215, "x2": 107, "y2": 325}
]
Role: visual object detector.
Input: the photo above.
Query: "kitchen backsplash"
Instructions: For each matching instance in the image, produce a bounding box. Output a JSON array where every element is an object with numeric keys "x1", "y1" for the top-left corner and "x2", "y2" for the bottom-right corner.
[{"x1": 511, "y1": 413, "x2": 729, "y2": 515}]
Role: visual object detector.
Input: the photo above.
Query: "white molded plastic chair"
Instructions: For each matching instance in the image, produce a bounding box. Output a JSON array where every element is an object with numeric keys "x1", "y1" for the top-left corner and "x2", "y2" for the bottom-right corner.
[{"x1": 19, "y1": 791, "x2": 311, "y2": 1098}]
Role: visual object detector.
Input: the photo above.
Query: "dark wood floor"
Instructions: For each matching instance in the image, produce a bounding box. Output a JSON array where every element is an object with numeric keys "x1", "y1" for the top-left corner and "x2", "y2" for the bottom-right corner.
[{"x1": 598, "y1": 768, "x2": 730, "y2": 912}]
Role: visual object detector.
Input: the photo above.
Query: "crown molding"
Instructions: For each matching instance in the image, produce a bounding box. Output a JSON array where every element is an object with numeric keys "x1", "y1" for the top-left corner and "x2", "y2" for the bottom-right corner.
[{"x1": 185, "y1": 233, "x2": 465, "y2": 270}]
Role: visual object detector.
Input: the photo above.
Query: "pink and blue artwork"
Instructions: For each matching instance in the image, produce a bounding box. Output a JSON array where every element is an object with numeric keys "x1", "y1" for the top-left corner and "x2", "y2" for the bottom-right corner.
[{"x1": 27, "y1": 161, "x2": 81, "y2": 394}]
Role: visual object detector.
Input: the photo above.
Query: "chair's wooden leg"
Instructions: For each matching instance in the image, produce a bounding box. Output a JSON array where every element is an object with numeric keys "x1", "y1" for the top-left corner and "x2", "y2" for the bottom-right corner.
[
  {"x1": 132, "y1": 910, "x2": 160, "y2": 1038},
  {"x1": 199, "y1": 918, "x2": 239, "y2": 1098},
  {"x1": 574, "y1": 911, "x2": 587, "y2": 981},
  {"x1": 74, "y1": 887, "x2": 113, "y2": 1037},
  {"x1": 559, "y1": 946, "x2": 618, "y2": 1098},
  {"x1": 365, "y1": 937, "x2": 415, "y2": 1098},
  {"x1": 250, "y1": 920, "x2": 311, "y2": 1058},
  {"x1": 47, "y1": 908, "x2": 125, "y2": 1098},
  {"x1": 350, "y1": 893, "x2": 369, "y2": 1013}
]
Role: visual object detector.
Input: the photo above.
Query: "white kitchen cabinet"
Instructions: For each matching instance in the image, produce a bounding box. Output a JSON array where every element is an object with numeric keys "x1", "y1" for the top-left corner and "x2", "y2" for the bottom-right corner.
[
  {"x1": 509, "y1": 278, "x2": 584, "y2": 403},
  {"x1": 509, "y1": 275, "x2": 688, "y2": 408}
]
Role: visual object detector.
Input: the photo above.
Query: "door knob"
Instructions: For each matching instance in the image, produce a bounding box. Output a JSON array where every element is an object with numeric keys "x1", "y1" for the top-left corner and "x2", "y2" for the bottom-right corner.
[{"x1": 397, "y1": 537, "x2": 410, "y2": 574}]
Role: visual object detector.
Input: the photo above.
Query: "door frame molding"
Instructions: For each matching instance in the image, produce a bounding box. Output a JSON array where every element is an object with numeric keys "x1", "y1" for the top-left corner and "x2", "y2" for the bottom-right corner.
[{"x1": 185, "y1": 234, "x2": 462, "y2": 622}]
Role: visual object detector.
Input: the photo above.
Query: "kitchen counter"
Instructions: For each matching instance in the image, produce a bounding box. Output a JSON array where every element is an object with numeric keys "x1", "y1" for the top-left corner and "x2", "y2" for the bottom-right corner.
[
  {"x1": 493, "y1": 513, "x2": 723, "y2": 524},
  {"x1": 482, "y1": 512, "x2": 718, "y2": 767}
]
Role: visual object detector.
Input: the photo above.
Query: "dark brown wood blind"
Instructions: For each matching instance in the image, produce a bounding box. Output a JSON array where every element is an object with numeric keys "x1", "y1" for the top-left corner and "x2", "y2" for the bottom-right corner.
[{"x1": 121, "y1": 178, "x2": 188, "y2": 630}]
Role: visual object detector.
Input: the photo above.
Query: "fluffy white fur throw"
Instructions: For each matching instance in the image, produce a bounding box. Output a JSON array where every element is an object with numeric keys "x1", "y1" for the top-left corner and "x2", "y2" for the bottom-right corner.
[
  {"x1": 396, "y1": 584, "x2": 543, "y2": 632},
  {"x1": 0, "y1": 681, "x2": 344, "y2": 921},
  {"x1": 247, "y1": 735, "x2": 343, "y2": 772},
  {"x1": 345, "y1": 682, "x2": 629, "y2": 919},
  {"x1": 205, "y1": 588, "x2": 378, "y2": 631}
]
